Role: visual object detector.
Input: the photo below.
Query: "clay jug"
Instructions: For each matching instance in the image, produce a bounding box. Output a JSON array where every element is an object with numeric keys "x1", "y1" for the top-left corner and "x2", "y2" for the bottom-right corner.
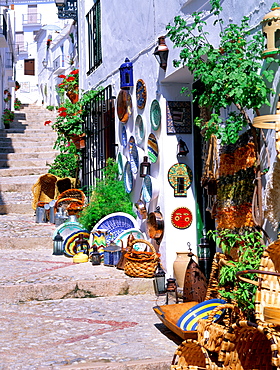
[{"x1": 173, "y1": 252, "x2": 193, "y2": 288}]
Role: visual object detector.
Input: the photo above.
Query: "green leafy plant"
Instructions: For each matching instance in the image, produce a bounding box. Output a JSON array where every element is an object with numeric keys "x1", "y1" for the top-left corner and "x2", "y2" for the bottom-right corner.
[
  {"x1": 208, "y1": 229, "x2": 265, "y2": 320},
  {"x1": 2, "y1": 108, "x2": 14, "y2": 128},
  {"x1": 57, "y1": 69, "x2": 79, "y2": 92},
  {"x1": 3, "y1": 90, "x2": 11, "y2": 103},
  {"x1": 46, "y1": 105, "x2": 55, "y2": 111},
  {"x1": 167, "y1": 0, "x2": 279, "y2": 144},
  {"x1": 14, "y1": 98, "x2": 22, "y2": 110},
  {"x1": 79, "y1": 158, "x2": 136, "y2": 231},
  {"x1": 47, "y1": 144, "x2": 78, "y2": 178}
]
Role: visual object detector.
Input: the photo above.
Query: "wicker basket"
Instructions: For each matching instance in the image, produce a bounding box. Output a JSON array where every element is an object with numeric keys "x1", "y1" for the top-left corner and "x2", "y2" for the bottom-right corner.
[
  {"x1": 171, "y1": 339, "x2": 219, "y2": 370},
  {"x1": 124, "y1": 239, "x2": 160, "y2": 278},
  {"x1": 197, "y1": 303, "x2": 244, "y2": 353},
  {"x1": 56, "y1": 188, "x2": 86, "y2": 204},
  {"x1": 31, "y1": 173, "x2": 57, "y2": 210},
  {"x1": 217, "y1": 320, "x2": 280, "y2": 369}
]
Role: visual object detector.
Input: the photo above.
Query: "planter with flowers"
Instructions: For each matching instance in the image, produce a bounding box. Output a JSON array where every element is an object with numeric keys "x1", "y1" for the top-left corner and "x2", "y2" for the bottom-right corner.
[
  {"x1": 58, "y1": 69, "x2": 79, "y2": 103},
  {"x1": 4, "y1": 89, "x2": 11, "y2": 103},
  {"x1": 2, "y1": 108, "x2": 14, "y2": 129}
]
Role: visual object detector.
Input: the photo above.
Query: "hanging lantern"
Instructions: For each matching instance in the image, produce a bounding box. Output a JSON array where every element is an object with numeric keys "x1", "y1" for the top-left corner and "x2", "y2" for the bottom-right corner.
[
  {"x1": 153, "y1": 262, "x2": 166, "y2": 295},
  {"x1": 261, "y1": 4, "x2": 280, "y2": 58},
  {"x1": 165, "y1": 277, "x2": 178, "y2": 305},
  {"x1": 177, "y1": 138, "x2": 189, "y2": 157},
  {"x1": 53, "y1": 231, "x2": 64, "y2": 255},
  {"x1": 91, "y1": 245, "x2": 101, "y2": 265},
  {"x1": 140, "y1": 156, "x2": 151, "y2": 178},
  {"x1": 119, "y1": 58, "x2": 134, "y2": 90},
  {"x1": 153, "y1": 36, "x2": 169, "y2": 71}
]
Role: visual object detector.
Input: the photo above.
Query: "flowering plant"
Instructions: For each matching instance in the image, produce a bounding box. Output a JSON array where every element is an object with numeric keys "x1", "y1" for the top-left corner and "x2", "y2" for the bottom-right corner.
[
  {"x1": 2, "y1": 108, "x2": 14, "y2": 128},
  {"x1": 57, "y1": 69, "x2": 79, "y2": 92},
  {"x1": 14, "y1": 98, "x2": 22, "y2": 110},
  {"x1": 46, "y1": 37, "x2": 52, "y2": 49},
  {"x1": 4, "y1": 90, "x2": 11, "y2": 103}
]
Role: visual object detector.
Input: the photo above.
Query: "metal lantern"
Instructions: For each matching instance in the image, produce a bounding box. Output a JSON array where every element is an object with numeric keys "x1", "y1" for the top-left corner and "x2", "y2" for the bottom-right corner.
[
  {"x1": 153, "y1": 262, "x2": 166, "y2": 295},
  {"x1": 165, "y1": 277, "x2": 178, "y2": 304},
  {"x1": 119, "y1": 58, "x2": 134, "y2": 89},
  {"x1": 140, "y1": 156, "x2": 151, "y2": 178},
  {"x1": 103, "y1": 241, "x2": 121, "y2": 267},
  {"x1": 198, "y1": 234, "x2": 211, "y2": 280},
  {"x1": 262, "y1": 5, "x2": 280, "y2": 58},
  {"x1": 53, "y1": 231, "x2": 64, "y2": 255},
  {"x1": 73, "y1": 234, "x2": 89, "y2": 255},
  {"x1": 153, "y1": 36, "x2": 169, "y2": 71},
  {"x1": 91, "y1": 245, "x2": 101, "y2": 265},
  {"x1": 177, "y1": 138, "x2": 189, "y2": 157}
]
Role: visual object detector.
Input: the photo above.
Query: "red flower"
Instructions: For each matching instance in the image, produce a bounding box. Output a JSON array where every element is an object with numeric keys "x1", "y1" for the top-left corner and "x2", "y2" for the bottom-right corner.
[
  {"x1": 59, "y1": 111, "x2": 67, "y2": 117},
  {"x1": 71, "y1": 69, "x2": 79, "y2": 75},
  {"x1": 58, "y1": 107, "x2": 67, "y2": 112},
  {"x1": 44, "y1": 120, "x2": 52, "y2": 125},
  {"x1": 67, "y1": 76, "x2": 75, "y2": 82},
  {"x1": 58, "y1": 74, "x2": 66, "y2": 79}
]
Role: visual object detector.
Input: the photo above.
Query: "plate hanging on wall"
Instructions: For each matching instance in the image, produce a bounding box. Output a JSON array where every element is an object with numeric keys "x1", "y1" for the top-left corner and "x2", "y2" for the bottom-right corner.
[
  {"x1": 129, "y1": 136, "x2": 139, "y2": 174},
  {"x1": 121, "y1": 124, "x2": 128, "y2": 147},
  {"x1": 135, "y1": 115, "x2": 145, "y2": 145},
  {"x1": 117, "y1": 90, "x2": 132, "y2": 123},
  {"x1": 150, "y1": 99, "x2": 161, "y2": 131},
  {"x1": 123, "y1": 160, "x2": 133, "y2": 193},
  {"x1": 171, "y1": 207, "x2": 193, "y2": 229},
  {"x1": 147, "y1": 133, "x2": 159, "y2": 163},
  {"x1": 136, "y1": 79, "x2": 147, "y2": 109}
]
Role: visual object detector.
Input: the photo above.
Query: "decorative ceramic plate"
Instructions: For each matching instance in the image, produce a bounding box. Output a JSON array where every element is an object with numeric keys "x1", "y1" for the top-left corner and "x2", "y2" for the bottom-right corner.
[
  {"x1": 53, "y1": 221, "x2": 84, "y2": 241},
  {"x1": 64, "y1": 230, "x2": 90, "y2": 257},
  {"x1": 117, "y1": 152, "x2": 126, "y2": 176},
  {"x1": 129, "y1": 136, "x2": 139, "y2": 174},
  {"x1": 147, "y1": 133, "x2": 159, "y2": 163},
  {"x1": 117, "y1": 90, "x2": 132, "y2": 123},
  {"x1": 135, "y1": 115, "x2": 145, "y2": 145},
  {"x1": 142, "y1": 175, "x2": 159, "y2": 203},
  {"x1": 150, "y1": 100, "x2": 161, "y2": 131},
  {"x1": 93, "y1": 212, "x2": 138, "y2": 243},
  {"x1": 121, "y1": 124, "x2": 128, "y2": 147},
  {"x1": 123, "y1": 161, "x2": 133, "y2": 193},
  {"x1": 177, "y1": 299, "x2": 226, "y2": 331},
  {"x1": 114, "y1": 228, "x2": 147, "y2": 252},
  {"x1": 136, "y1": 79, "x2": 147, "y2": 109}
]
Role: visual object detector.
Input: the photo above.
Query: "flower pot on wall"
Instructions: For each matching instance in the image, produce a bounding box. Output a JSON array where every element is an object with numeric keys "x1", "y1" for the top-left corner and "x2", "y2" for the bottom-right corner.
[
  {"x1": 70, "y1": 133, "x2": 86, "y2": 149},
  {"x1": 66, "y1": 90, "x2": 79, "y2": 104}
]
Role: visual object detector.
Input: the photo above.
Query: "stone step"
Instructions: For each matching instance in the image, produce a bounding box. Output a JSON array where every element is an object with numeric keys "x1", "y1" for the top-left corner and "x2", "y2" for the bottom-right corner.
[
  {"x1": 0, "y1": 166, "x2": 50, "y2": 177},
  {"x1": 0, "y1": 158, "x2": 50, "y2": 168},
  {"x1": 0, "y1": 145, "x2": 57, "y2": 153},
  {"x1": 0, "y1": 136, "x2": 56, "y2": 144},
  {"x1": 0, "y1": 202, "x2": 34, "y2": 215},
  {"x1": 0, "y1": 151, "x2": 57, "y2": 160},
  {"x1": 0, "y1": 174, "x2": 40, "y2": 192},
  {"x1": 0, "y1": 128, "x2": 56, "y2": 136}
]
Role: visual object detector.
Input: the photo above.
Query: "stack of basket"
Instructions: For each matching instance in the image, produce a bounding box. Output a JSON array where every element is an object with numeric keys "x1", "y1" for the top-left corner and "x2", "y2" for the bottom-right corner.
[{"x1": 55, "y1": 189, "x2": 86, "y2": 217}]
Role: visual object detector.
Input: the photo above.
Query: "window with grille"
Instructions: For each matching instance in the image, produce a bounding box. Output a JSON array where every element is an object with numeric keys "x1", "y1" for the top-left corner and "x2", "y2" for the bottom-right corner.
[
  {"x1": 24, "y1": 59, "x2": 35, "y2": 76},
  {"x1": 86, "y1": 0, "x2": 102, "y2": 75}
]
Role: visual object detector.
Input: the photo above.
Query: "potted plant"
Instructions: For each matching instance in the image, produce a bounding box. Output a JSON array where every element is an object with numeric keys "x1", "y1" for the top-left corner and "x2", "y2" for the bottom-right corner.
[
  {"x1": 79, "y1": 158, "x2": 136, "y2": 231},
  {"x1": 58, "y1": 69, "x2": 79, "y2": 103},
  {"x1": 2, "y1": 108, "x2": 14, "y2": 128},
  {"x1": 47, "y1": 143, "x2": 79, "y2": 178},
  {"x1": 14, "y1": 98, "x2": 22, "y2": 110}
]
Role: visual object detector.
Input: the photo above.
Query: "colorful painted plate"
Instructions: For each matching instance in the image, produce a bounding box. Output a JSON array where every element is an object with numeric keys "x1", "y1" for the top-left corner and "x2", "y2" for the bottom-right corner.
[
  {"x1": 147, "y1": 133, "x2": 159, "y2": 163},
  {"x1": 142, "y1": 175, "x2": 160, "y2": 202},
  {"x1": 136, "y1": 79, "x2": 147, "y2": 109},
  {"x1": 121, "y1": 124, "x2": 127, "y2": 147},
  {"x1": 123, "y1": 160, "x2": 133, "y2": 193},
  {"x1": 150, "y1": 99, "x2": 161, "y2": 131},
  {"x1": 64, "y1": 230, "x2": 90, "y2": 257},
  {"x1": 135, "y1": 115, "x2": 145, "y2": 145},
  {"x1": 129, "y1": 136, "x2": 139, "y2": 174},
  {"x1": 114, "y1": 228, "x2": 147, "y2": 252},
  {"x1": 117, "y1": 152, "x2": 127, "y2": 177},
  {"x1": 53, "y1": 221, "x2": 84, "y2": 241},
  {"x1": 93, "y1": 212, "x2": 138, "y2": 243},
  {"x1": 117, "y1": 90, "x2": 132, "y2": 123},
  {"x1": 177, "y1": 299, "x2": 226, "y2": 331}
]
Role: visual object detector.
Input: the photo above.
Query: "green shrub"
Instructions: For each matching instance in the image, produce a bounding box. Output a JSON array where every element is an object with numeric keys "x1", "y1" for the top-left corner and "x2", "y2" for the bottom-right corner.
[
  {"x1": 79, "y1": 158, "x2": 136, "y2": 230},
  {"x1": 46, "y1": 105, "x2": 55, "y2": 111},
  {"x1": 47, "y1": 145, "x2": 78, "y2": 178}
]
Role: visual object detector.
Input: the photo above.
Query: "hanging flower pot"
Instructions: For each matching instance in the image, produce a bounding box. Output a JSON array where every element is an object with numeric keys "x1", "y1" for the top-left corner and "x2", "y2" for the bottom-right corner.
[
  {"x1": 66, "y1": 90, "x2": 79, "y2": 104},
  {"x1": 70, "y1": 133, "x2": 86, "y2": 149}
]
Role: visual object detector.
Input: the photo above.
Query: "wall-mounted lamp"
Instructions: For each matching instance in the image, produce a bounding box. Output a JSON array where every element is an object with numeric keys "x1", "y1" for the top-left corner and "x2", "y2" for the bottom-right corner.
[
  {"x1": 153, "y1": 36, "x2": 169, "y2": 71},
  {"x1": 55, "y1": 0, "x2": 66, "y2": 7},
  {"x1": 177, "y1": 138, "x2": 189, "y2": 157},
  {"x1": 119, "y1": 58, "x2": 134, "y2": 90},
  {"x1": 262, "y1": 5, "x2": 280, "y2": 58},
  {"x1": 140, "y1": 156, "x2": 151, "y2": 178},
  {"x1": 42, "y1": 59, "x2": 48, "y2": 68}
]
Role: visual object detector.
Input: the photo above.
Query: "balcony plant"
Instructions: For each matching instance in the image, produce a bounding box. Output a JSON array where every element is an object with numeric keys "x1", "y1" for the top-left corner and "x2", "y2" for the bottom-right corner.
[
  {"x1": 14, "y1": 98, "x2": 22, "y2": 110},
  {"x1": 4, "y1": 90, "x2": 11, "y2": 103},
  {"x1": 58, "y1": 69, "x2": 79, "y2": 103}
]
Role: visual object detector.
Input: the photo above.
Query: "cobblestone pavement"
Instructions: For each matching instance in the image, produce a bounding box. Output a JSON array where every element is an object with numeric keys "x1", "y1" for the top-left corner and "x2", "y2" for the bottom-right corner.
[{"x1": 0, "y1": 295, "x2": 178, "y2": 370}]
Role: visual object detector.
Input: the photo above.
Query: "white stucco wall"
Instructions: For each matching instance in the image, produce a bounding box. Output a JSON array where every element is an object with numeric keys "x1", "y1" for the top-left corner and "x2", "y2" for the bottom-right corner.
[{"x1": 77, "y1": 0, "x2": 280, "y2": 276}]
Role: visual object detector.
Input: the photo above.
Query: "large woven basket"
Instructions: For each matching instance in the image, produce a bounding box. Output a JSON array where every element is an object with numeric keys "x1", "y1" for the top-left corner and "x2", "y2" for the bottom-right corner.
[
  {"x1": 124, "y1": 239, "x2": 160, "y2": 278},
  {"x1": 56, "y1": 188, "x2": 86, "y2": 204},
  {"x1": 171, "y1": 339, "x2": 218, "y2": 370},
  {"x1": 31, "y1": 173, "x2": 57, "y2": 210}
]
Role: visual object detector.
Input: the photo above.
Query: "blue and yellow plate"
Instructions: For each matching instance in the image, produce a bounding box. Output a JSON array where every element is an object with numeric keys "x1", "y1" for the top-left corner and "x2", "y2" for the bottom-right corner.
[{"x1": 177, "y1": 299, "x2": 226, "y2": 331}]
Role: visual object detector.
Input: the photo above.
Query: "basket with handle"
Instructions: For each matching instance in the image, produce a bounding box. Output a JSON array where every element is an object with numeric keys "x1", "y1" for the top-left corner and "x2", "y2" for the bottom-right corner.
[{"x1": 124, "y1": 239, "x2": 160, "y2": 278}]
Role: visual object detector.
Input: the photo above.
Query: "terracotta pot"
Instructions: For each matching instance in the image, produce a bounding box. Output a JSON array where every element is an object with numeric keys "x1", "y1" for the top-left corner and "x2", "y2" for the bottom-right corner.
[
  {"x1": 66, "y1": 90, "x2": 79, "y2": 104},
  {"x1": 71, "y1": 133, "x2": 86, "y2": 149},
  {"x1": 173, "y1": 252, "x2": 193, "y2": 288}
]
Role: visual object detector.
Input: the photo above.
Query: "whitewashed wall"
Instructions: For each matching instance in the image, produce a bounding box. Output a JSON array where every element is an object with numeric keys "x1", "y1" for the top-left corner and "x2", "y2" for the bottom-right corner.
[{"x1": 78, "y1": 0, "x2": 279, "y2": 276}]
